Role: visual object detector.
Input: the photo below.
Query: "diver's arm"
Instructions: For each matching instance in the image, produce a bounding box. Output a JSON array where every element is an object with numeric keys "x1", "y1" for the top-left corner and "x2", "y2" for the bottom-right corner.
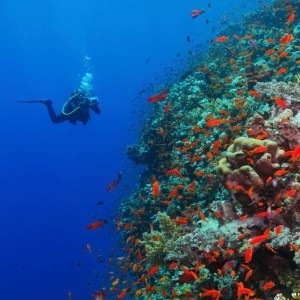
[
  {"x1": 90, "y1": 104, "x2": 101, "y2": 114},
  {"x1": 89, "y1": 97, "x2": 101, "y2": 114}
]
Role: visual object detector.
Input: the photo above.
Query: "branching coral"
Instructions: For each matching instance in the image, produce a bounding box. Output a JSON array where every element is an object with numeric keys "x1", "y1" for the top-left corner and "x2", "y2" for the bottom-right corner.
[
  {"x1": 141, "y1": 212, "x2": 180, "y2": 265},
  {"x1": 278, "y1": 268, "x2": 300, "y2": 294}
]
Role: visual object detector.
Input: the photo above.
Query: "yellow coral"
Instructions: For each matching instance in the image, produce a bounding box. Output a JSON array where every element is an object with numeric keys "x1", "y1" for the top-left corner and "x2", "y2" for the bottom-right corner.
[
  {"x1": 278, "y1": 268, "x2": 300, "y2": 293},
  {"x1": 292, "y1": 293, "x2": 300, "y2": 300},
  {"x1": 274, "y1": 294, "x2": 287, "y2": 300},
  {"x1": 295, "y1": 74, "x2": 300, "y2": 82},
  {"x1": 141, "y1": 212, "x2": 180, "y2": 265}
]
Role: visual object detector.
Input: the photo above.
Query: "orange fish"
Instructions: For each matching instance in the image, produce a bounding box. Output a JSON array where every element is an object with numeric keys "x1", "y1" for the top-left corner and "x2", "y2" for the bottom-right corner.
[
  {"x1": 207, "y1": 118, "x2": 225, "y2": 127},
  {"x1": 277, "y1": 67, "x2": 287, "y2": 74},
  {"x1": 168, "y1": 187, "x2": 178, "y2": 198},
  {"x1": 244, "y1": 247, "x2": 253, "y2": 263},
  {"x1": 239, "y1": 214, "x2": 248, "y2": 221},
  {"x1": 274, "y1": 169, "x2": 288, "y2": 176},
  {"x1": 256, "y1": 211, "x2": 268, "y2": 218},
  {"x1": 213, "y1": 140, "x2": 221, "y2": 152},
  {"x1": 238, "y1": 233, "x2": 247, "y2": 240},
  {"x1": 172, "y1": 217, "x2": 188, "y2": 225},
  {"x1": 165, "y1": 168, "x2": 183, "y2": 177},
  {"x1": 161, "y1": 287, "x2": 168, "y2": 297},
  {"x1": 164, "y1": 103, "x2": 170, "y2": 113},
  {"x1": 250, "y1": 146, "x2": 267, "y2": 154},
  {"x1": 107, "y1": 172, "x2": 122, "y2": 191},
  {"x1": 152, "y1": 180, "x2": 160, "y2": 197},
  {"x1": 265, "y1": 48, "x2": 275, "y2": 55},
  {"x1": 266, "y1": 176, "x2": 272, "y2": 183},
  {"x1": 243, "y1": 34, "x2": 253, "y2": 40},
  {"x1": 148, "y1": 265, "x2": 159, "y2": 276},
  {"x1": 236, "y1": 282, "x2": 255, "y2": 298},
  {"x1": 169, "y1": 262, "x2": 179, "y2": 269},
  {"x1": 249, "y1": 235, "x2": 268, "y2": 245},
  {"x1": 225, "y1": 249, "x2": 234, "y2": 256},
  {"x1": 147, "y1": 90, "x2": 169, "y2": 103},
  {"x1": 188, "y1": 181, "x2": 196, "y2": 192},
  {"x1": 191, "y1": 9, "x2": 205, "y2": 19},
  {"x1": 241, "y1": 264, "x2": 251, "y2": 271},
  {"x1": 287, "y1": 13, "x2": 295, "y2": 23},
  {"x1": 195, "y1": 171, "x2": 206, "y2": 177},
  {"x1": 280, "y1": 33, "x2": 293, "y2": 44},
  {"x1": 262, "y1": 281, "x2": 275, "y2": 291},
  {"x1": 249, "y1": 90, "x2": 260, "y2": 97},
  {"x1": 213, "y1": 211, "x2": 224, "y2": 218},
  {"x1": 266, "y1": 39, "x2": 275, "y2": 43},
  {"x1": 201, "y1": 289, "x2": 222, "y2": 300},
  {"x1": 274, "y1": 97, "x2": 287, "y2": 108},
  {"x1": 216, "y1": 36, "x2": 229, "y2": 42},
  {"x1": 136, "y1": 249, "x2": 142, "y2": 260},
  {"x1": 93, "y1": 291, "x2": 106, "y2": 300},
  {"x1": 291, "y1": 145, "x2": 300, "y2": 162},
  {"x1": 86, "y1": 243, "x2": 92, "y2": 253},
  {"x1": 203, "y1": 250, "x2": 217, "y2": 262},
  {"x1": 265, "y1": 243, "x2": 277, "y2": 254},
  {"x1": 275, "y1": 225, "x2": 282, "y2": 235},
  {"x1": 290, "y1": 243, "x2": 299, "y2": 252},
  {"x1": 207, "y1": 151, "x2": 213, "y2": 160},
  {"x1": 218, "y1": 236, "x2": 224, "y2": 247},
  {"x1": 245, "y1": 269, "x2": 253, "y2": 281},
  {"x1": 286, "y1": 189, "x2": 296, "y2": 197},
  {"x1": 247, "y1": 186, "x2": 254, "y2": 197},
  {"x1": 117, "y1": 288, "x2": 129, "y2": 299},
  {"x1": 199, "y1": 212, "x2": 207, "y2": 222},
  {"x1": 162, "y1": 200, "x2": 172, "y2": 205},
  {"x1": 86, "y1": 219, "x2": 107, "y2": 230},
  {"x1": 112, "y1": 278, "x2": 119, "y2": 286},
  {"x1": 159, "y1": 276, "x2": 168, "y2": 282}
]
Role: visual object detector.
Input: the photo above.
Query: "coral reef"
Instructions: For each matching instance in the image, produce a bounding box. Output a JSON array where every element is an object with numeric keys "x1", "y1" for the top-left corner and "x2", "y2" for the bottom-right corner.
[
  {"x1": 110, "y1": 0, "x2": 300, "y2": 299},
  {"x1": 247, "y1": 81, "x2": 300, "y2": 149},
  {"x1": 141, "y1": 212, "x2": 180, "y2": 265},
  {"x1": 278, "y1": 268, "x2": 300, "y2": 294}
]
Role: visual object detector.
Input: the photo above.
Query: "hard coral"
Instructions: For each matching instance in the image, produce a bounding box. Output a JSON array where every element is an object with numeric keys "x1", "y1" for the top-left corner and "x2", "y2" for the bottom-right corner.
[
  {"x1": 246, "y1": 110, "x2": 300, "y2": 149},
  {"x1": 247, "y1": 80, "x2": 300, "y2": 149},
  {"x1": 141, "y1": 212, "x2": 180, "y2": 265},
  {"x1": 255, "y1": 80, "x2": 300, "y2": 105},
  {"x1": 278, "y1": 268, "x2": 300, "y2": 294},
  {"x1": 217, "y1": 137, "x2": 283, "y2": 206}
]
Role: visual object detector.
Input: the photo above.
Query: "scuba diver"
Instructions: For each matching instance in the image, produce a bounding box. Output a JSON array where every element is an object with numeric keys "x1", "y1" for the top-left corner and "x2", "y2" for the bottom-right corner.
[{"x1": 18, "y1": 88, "x2": 101, "y2": 125}]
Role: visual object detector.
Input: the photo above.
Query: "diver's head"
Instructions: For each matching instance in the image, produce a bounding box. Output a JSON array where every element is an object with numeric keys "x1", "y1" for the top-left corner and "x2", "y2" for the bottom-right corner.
[{"x1": 88, "y1": 96, "x2": 99, "y2": 104}]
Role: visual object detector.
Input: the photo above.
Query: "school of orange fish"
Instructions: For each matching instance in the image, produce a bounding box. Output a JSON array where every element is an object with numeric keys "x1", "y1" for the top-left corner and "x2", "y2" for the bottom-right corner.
[{"x1": 91, "y1": 0, "x2": 300, "y2": 299}]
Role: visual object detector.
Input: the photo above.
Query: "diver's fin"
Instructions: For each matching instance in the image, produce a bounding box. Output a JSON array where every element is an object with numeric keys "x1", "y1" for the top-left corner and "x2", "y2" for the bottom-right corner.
[{"x1": 16, "y1": 99, "x2": 51, "y2": 104}]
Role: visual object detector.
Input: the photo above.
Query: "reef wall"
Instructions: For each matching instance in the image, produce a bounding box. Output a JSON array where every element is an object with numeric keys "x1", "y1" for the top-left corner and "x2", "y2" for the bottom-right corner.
[{"x1": 115, "y1": 0, "x2": 300, "y2": 299}]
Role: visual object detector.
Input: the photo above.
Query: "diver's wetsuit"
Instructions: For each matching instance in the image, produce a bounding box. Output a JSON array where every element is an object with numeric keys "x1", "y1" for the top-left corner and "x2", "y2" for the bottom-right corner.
[{"x1": 45, "y1": 90, "x2": 101, "y2": 125}]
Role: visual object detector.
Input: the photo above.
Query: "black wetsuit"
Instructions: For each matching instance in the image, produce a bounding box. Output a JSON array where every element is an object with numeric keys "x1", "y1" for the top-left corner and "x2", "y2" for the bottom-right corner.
[{"x1": 45, "y1": 91, "x2": 101, "y2": 125}]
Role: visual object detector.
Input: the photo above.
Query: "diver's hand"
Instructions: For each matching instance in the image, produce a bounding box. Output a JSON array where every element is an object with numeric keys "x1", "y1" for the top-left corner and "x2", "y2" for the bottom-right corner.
[{"x1": 89, "y1": 97, "x2": 99, "y2": 104}]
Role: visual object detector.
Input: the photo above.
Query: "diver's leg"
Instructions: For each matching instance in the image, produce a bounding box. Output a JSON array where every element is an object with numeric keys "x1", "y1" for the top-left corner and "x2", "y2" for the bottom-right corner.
[{"x1": 44, "y1": 102, "x2": 68, "y2": 123}]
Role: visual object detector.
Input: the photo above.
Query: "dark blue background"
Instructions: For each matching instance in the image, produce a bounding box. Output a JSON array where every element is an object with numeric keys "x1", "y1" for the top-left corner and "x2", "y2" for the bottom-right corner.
[{"x1": 0, "y1": 0, "x2": 263, "y2": 299}]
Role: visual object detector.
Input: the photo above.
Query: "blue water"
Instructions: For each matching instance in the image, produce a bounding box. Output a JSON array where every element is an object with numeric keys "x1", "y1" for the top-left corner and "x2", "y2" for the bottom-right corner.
[{"x1": 0, "y1": 0, "x2": 265, "y2": 299}]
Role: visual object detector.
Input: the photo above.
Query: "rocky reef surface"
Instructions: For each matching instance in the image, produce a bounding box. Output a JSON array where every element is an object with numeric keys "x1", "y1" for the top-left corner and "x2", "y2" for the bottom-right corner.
[{"x1": 113, "y1": 0, "x2": 300, "y2": 299}]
